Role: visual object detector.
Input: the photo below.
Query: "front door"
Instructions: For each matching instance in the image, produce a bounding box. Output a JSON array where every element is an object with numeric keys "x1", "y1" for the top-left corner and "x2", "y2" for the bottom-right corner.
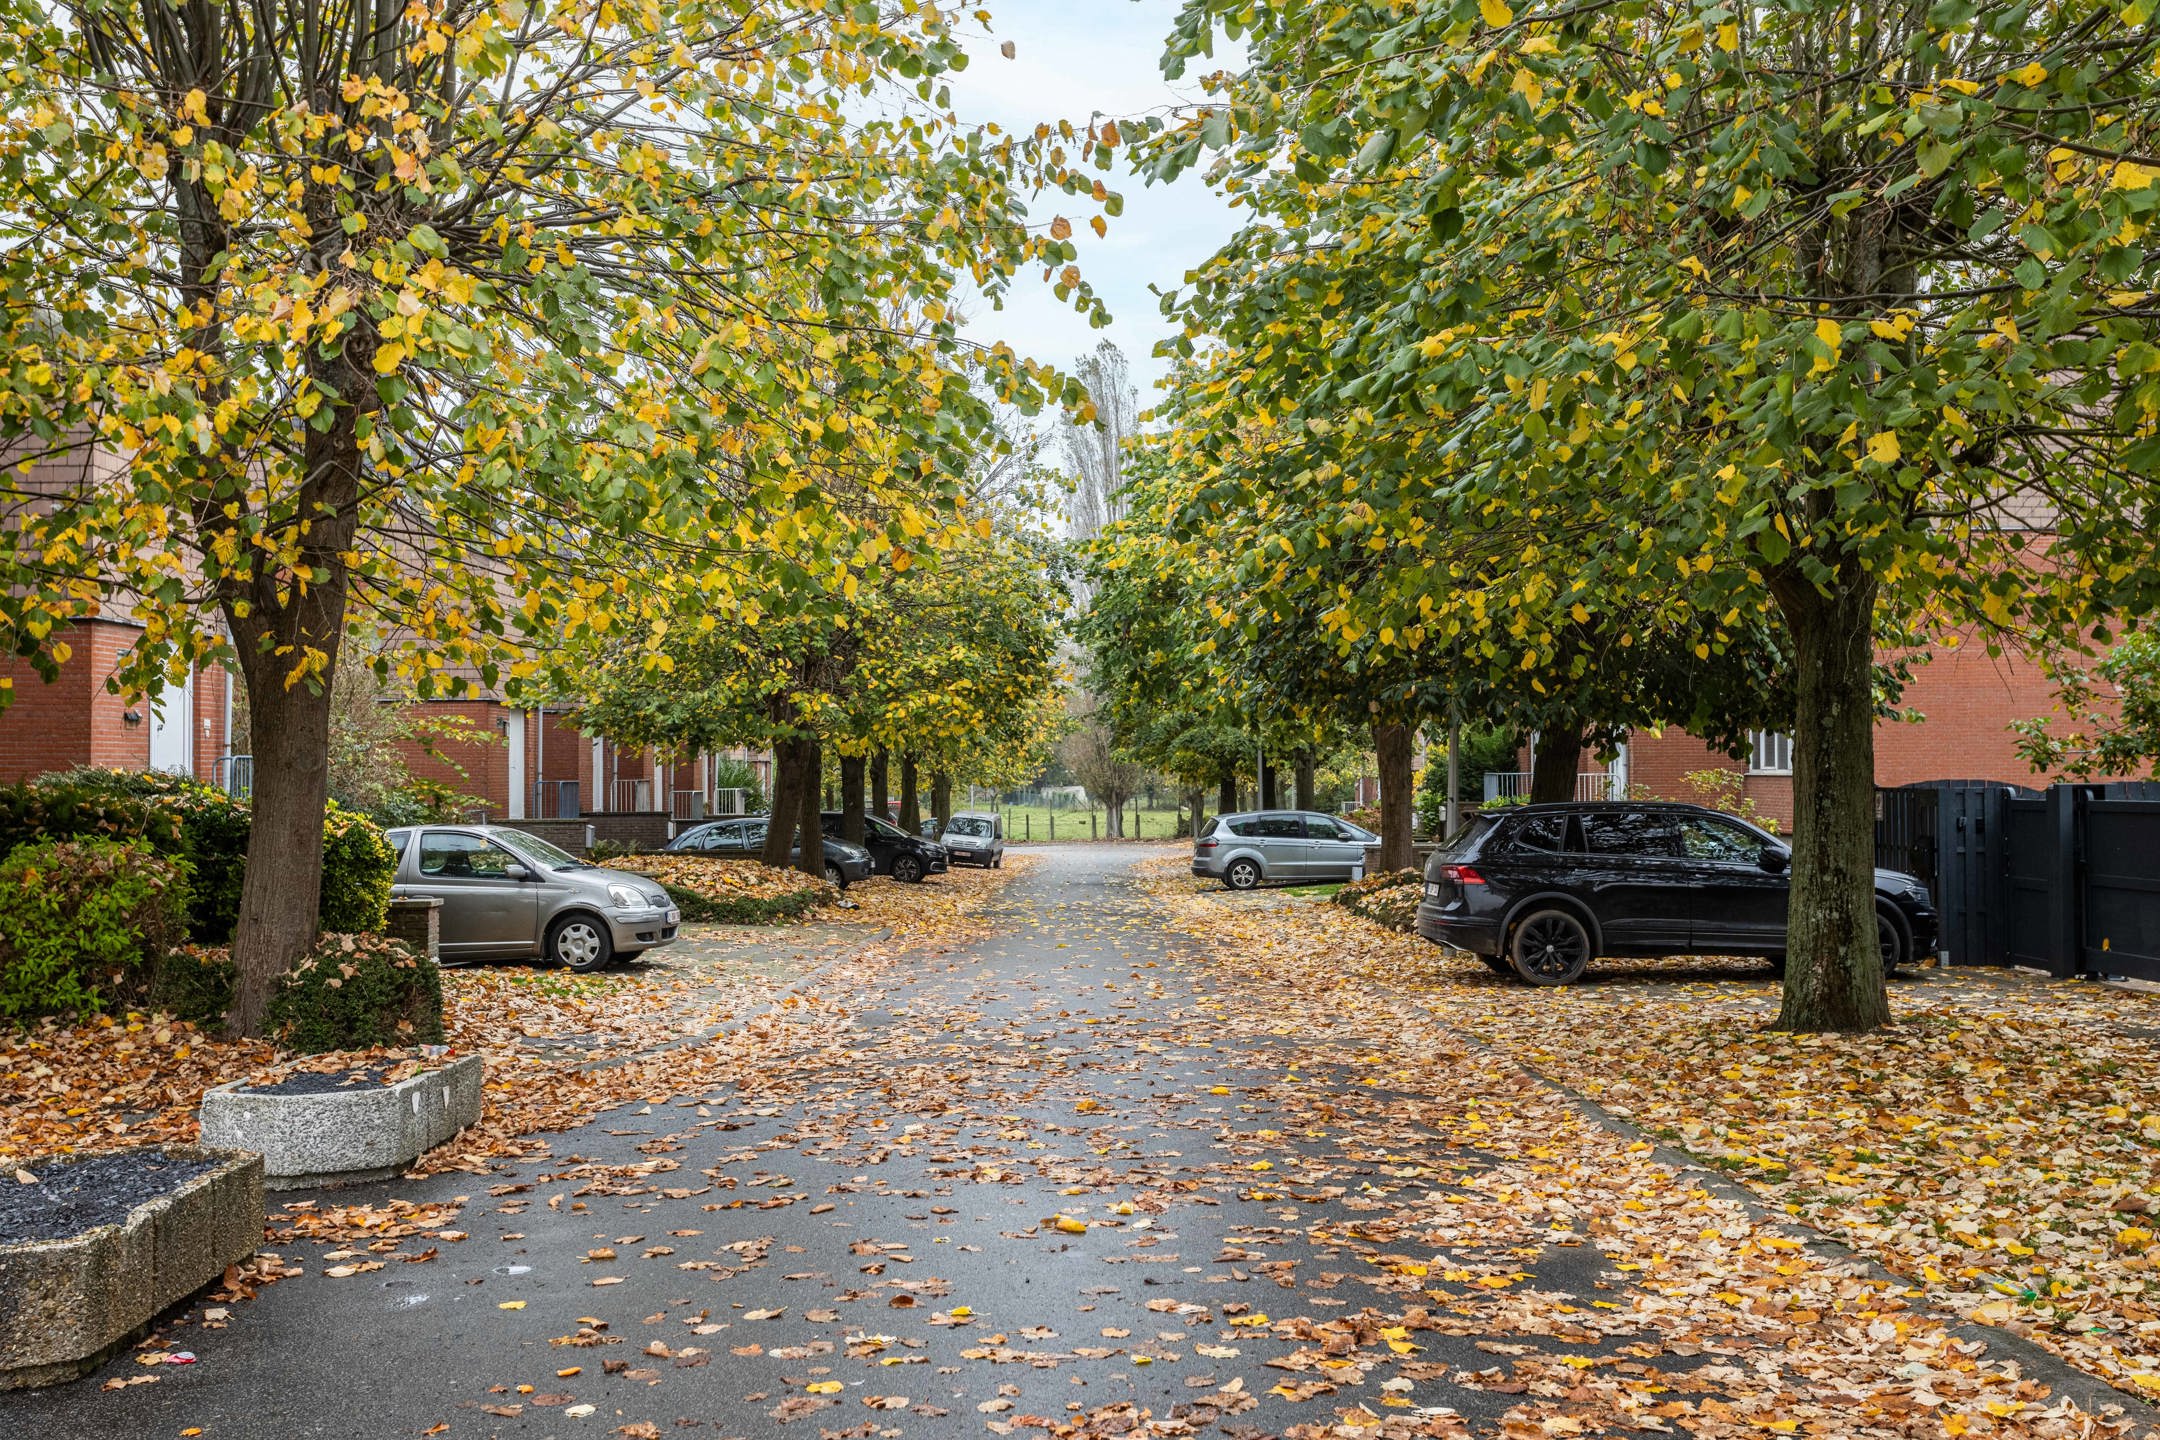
[
  {"x1": 1302, "y1": 815, "x2": 1369, "y2": 880},
  {"x1": 406, "y1": 830, "x2": 538, "y2": 956},
  {"x1": 1248, "y1": 812, "x2": 1313, "y2": 877},
  {"x1": 148, "y1": 676, "x2": 194, "y2": 776},
  {"x1": 1676, "y1": 814, "x2": 1788, "y2": 951}
]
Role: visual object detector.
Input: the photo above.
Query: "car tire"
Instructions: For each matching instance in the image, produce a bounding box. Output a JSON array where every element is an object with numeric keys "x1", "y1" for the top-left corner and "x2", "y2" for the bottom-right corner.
[
  {"x1": 1877, "y1": 908, "x2": 1907, "y2": 972},
  {"x1": 1509, "y1": 907, "x2": 1592, "y2": 986},
  {"x1": 547, "y1": 913, "x2": 613, "y2": 974},
  {"x1": 825, "y1": 862, "x2": 846, "y2": 890},
  {"x1": 892, "y1": 854, "x2": 925, "y2": 884},
  {"x1": 1223, "y1": 858, "x2": 1262, "y2": 891}
]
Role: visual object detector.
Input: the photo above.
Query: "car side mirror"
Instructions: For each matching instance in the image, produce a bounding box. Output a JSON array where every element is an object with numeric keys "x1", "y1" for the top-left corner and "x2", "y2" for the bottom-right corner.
[
  {"x1": 504, "y1": 861, "x2": 533, "y2": 881},
  {"x1": 1758, "y1": 847, "x2": 1788, "y2": 874}
]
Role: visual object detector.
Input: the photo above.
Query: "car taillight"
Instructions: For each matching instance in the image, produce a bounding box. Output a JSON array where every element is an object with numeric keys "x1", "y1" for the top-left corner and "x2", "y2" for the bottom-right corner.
[
  {"x1": 1197, "y1": 838, "x2": 1218, "y2": 848},
  {"x1": 1440, "y1": 864, "x2": 1485, "y2": 886}
]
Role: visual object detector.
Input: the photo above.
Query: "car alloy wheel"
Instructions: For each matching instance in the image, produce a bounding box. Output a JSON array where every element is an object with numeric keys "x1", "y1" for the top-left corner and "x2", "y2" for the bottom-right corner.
[
  {"x1": 1510, "y1": 908, "x2": 1591, "y2": 985},
  {"x1": 892, "y1": 854, "x2": 925, "y2": 884},
  {"x1": 549, "y1": 915, "x2": 612, "y2": 973},
  {"x1": 1224, "y1": 858, "x2": 1261, "y2": 891},
  {"x1": 825, "y1": 863, "x2": 846, "y2": 889}
]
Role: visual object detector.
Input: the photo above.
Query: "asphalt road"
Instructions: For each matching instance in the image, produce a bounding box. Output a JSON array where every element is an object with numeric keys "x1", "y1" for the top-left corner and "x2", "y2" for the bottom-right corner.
[{"x1": 10, "y1": 847, "x2": 2109, "y2": 1439}]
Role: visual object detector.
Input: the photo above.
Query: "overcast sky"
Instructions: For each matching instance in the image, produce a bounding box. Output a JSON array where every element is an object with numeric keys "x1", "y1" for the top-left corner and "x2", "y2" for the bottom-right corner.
[{"x1": 939, "y1": 0, "x2": 1243, "y2": 410}]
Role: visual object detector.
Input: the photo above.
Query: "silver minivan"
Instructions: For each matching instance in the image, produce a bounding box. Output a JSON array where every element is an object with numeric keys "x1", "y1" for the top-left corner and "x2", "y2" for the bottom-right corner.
[
  {"x1": 1191, "y1": 810, "x2": 1378, "y2": 890},
  {"x1": 384, "y1": 825, "x2": 679, "y2": 972}
]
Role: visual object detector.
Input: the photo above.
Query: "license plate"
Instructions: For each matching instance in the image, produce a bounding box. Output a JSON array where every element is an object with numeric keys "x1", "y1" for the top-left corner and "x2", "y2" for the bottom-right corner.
[
  {"x1": 1424, "y1": 883, "x2": 1440, "y2": 897},
  {"x1": 666, "y1": 908, "x2": 680, "y2": 925}
]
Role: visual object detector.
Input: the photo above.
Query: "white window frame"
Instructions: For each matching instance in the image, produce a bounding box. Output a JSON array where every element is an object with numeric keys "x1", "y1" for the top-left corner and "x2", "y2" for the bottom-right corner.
[{"x1": 1748, "y1": 730, "x2": 1794, "y2": 775}]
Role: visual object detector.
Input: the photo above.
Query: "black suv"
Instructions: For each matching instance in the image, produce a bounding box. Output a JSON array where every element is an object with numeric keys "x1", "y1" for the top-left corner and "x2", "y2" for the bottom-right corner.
[
  {"x1": 1416, "y1": 802, "x2": 1937, "y2": 985},
  {"x1": 819, "y1": 811, "x2": 949, "y2": 883}
]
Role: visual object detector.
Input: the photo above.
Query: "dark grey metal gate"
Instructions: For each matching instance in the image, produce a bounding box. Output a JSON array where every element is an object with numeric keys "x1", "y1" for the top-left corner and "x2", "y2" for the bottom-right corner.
[
  {"x1": 2080, "y1": 790, "x2": 2160, "y2": 983},
  {"x1": 1875, "y1": 782, "x2": 2027, "y2": 967}
]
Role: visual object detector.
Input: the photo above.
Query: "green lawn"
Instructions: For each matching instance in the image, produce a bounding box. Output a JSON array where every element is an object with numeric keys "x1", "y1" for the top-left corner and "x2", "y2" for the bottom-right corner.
[{"x1": 988, "y1": 804, "x2": 1190, "y2": 842}]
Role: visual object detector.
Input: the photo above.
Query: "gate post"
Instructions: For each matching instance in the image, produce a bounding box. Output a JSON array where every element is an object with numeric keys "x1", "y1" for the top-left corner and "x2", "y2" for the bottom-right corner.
[{"x1": 2041, "y1": 785, "x2": 2082, "y2": 977}]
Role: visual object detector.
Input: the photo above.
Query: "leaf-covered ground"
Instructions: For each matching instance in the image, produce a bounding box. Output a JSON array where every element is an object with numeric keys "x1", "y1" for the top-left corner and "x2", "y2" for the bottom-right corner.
[
  {"x1": 0, "y1": 858, "x2": 1037, "y2": 1179},
  {"x1": 1143, "y1": 858, "x2": 2160, "y2": 1406},
  {"x1": 12, "y1": 846, "x2": 2148, "y2": 1440}
]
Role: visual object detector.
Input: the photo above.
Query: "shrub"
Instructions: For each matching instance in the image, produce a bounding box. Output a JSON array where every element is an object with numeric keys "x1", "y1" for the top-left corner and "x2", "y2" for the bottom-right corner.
[
  {"x1": 0, "y1": 769, "x2": 394, "y2": 941},
  {"x1": 0, "y1": 839, "x2": 192, "y2": 1022},
  {"x1": 1332, "y1": 868, "x2": 1424, "y2": 933},
  {"x1": 321, "y1": 804, "x2": 395, "y2": 933},
  {"x1": 267, "y1": 933, "x2": 445, "y2": 1053},
  {"x1": 146, "y1": 944, "x2": 237, "y2": 1027},
  {"x1": 602, "y1": 855, "x2": 835, "y2": 924}
]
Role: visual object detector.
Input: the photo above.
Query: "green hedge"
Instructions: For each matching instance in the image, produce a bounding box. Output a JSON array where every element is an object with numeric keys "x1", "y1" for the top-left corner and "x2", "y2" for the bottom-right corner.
[
  {"x1": 267, "y1": 932, "x2": 445, "y2": 1053},
  {"x1": 657, "y1": 883, "x2": 827, "y2": 925},
  {"x1": 0, "y1": 769, "x2": 391, "y2": 941},
  {"x1": 0, "y1": 839, "x2": 193, "y2": 1022}
]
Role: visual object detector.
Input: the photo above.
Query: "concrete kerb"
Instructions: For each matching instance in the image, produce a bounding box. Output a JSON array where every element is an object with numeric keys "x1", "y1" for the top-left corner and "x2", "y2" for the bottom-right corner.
[
  {"x1": 1429, "y1": 1004, "x2": 2160, "y2": 1428},
  {"x1": 0, "y1": 1145, "x2": 263, "y2": 1390},
  {"x1": 198, "y1": 1055, "x2": 483, "y2": 1191}
]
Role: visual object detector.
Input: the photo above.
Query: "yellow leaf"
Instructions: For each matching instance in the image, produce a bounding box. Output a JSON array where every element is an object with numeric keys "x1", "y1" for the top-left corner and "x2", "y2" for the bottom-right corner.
[
  {"x1": 498, "y1": 1300, "x2": 526, "y2": 1310},
  {"x1": 807, "y1": 1381, "x2": 843, "y2": 1395},
  {"x1": 1716, "y1": 21, "x2": 1738, "y2": 51},
  {"x1": 372, "y1": 342, "x2": 406, "y2": 375},
  {"x1": 1479, "y1": 0, "x2": 1513, "y2": 24},
  {"x1": 1814, "y1": 318, "x2": 1842, "y2": 352},
  {"x1": 2010, "y1": 61, "x2": 2048, "y2": 87},
  {"x1": 1865, "y1": 432, "x2": 1900, "y2": 464}
]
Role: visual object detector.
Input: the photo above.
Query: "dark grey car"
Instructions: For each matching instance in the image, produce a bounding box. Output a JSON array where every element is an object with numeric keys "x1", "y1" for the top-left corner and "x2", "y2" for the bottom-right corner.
[{"x1": 384, "y1": 825, "x2": 679, "y2": 972}]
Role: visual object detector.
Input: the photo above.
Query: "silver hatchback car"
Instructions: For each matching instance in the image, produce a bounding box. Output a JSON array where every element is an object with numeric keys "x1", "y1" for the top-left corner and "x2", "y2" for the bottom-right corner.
[
  {"x1": 1192, "y1": 810, "x2": 1379, "y2": 890},
  {"x1": 384, "y1": 825, "x2": 679, "y2": 972}
]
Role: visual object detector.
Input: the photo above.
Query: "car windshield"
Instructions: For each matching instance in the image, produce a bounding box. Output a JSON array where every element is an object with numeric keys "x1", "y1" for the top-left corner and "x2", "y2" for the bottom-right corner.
[
  {"x1": 865, "y1": 817, "x2": 907, "y2": 840},
  {"x1": 493, "y1": 828, "x2": 586, "y2": 870},
  {"x1": 946, "y1": 817, "x2": 993, "y2": 838}
]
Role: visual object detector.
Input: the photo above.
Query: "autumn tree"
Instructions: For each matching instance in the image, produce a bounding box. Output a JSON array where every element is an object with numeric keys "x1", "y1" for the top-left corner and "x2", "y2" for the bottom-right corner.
[
  {"x1": 0, "y1": 0, "x2": 1099, "y2": 1030},
  {"x1": 1144, "y1": 0, "x2": 2160, "y2": 1029}
]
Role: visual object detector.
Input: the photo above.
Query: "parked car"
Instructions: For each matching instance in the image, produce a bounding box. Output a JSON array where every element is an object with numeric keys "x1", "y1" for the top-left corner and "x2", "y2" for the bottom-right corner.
[
  {"x1": 1192, "y1": 810, "x2": 1380, "y2": 889},
  {"x1": 383, "y1": 825, "x2": 679, "y2": 973},
  {"x1": 938, "y1": 811, "x2": 1006, "y2": 868},
  {"x1": 665, "y1": 817, "x2": 874, "y2": 888},
  {"x1": 819, "y1": 811, "x2": 949, "y2": 883},
  {"x1": 1414, "y1": 801, "x2": 1939, "y2": 985}
]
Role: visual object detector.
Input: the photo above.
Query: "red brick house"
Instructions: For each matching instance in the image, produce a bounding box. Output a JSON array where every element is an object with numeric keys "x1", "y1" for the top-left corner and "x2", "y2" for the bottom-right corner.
[
  {"x1": 0, "y1": 621, "x2": 232, "y2": 786},
  {"x1": 1519, "y1": 635, "x2": 2095, "y2": 829}
]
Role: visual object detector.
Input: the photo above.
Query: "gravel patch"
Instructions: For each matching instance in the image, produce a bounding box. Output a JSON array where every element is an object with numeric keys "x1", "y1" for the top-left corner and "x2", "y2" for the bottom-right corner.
[{"x1": 0, "y1": 1151, "x2": 217, "y2": 1243}]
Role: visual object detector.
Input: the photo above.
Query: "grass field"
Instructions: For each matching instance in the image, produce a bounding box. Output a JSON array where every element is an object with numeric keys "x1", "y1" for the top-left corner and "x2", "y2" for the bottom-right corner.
[{"x1": 988, "y1": 804, "x2": 1189, "y2": 842}]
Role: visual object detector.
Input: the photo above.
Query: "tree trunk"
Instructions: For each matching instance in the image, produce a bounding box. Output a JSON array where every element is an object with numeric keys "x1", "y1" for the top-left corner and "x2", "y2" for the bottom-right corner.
[
  {"x1": 869, "y1": 749, "x2": 889, "y2": 824},
  {"x1": 1259, "y1": 753, "x2": 1278, "y2": 809},
  {"x1": 1186, "y1": 787, "x2": 1204, "y2": 839},
  {"x1": 795, "y1": 736, "x2": 826, "y2": 879},
  {"x1": 898, "y1": 754, "x2": 920, "y2": 832},
  {"x1": 839, "y1": 753, "x2": 866, "y2": 845},
  {"x1": 1529, "y1": 726, "x2": 1586, "y2": 803},
  {"x1": 224, "y1": 648, "x2": 339, "y2": 1036},
  {"x1": 1293, "y1": 751, "x2": 1316, "y2": 811},
  {"x1": 1373, "y1": 720, "x2": 1416, "y2": 873},
  {"x1": 1218, "y1": 769, "x2": 1237, "y2": 817},
  {"x1": 1104, "y1": 791, "x2": 1124, "y2": 839},
  {"x1": 930, "y1": 770, "x2": 952, "y2": 832},
  {"x1": 222, "y1": 274, "x2": 370, "y2": 1037},
  {"x1": 1768, "y1": 562, "x2": 1890, "y2": 1033},
  {"x1": 762, "y1": 736, "x2": 805, "y2": 866}
]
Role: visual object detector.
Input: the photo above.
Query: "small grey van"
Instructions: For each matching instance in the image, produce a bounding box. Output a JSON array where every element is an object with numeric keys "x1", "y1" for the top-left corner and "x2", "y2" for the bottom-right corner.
[
  {"x1": 1191, "y1": 811, "x2": 1378, "y2": 890},
  {"x1": 938, "y1": 812, "x2": 1006, "y2": 868}
]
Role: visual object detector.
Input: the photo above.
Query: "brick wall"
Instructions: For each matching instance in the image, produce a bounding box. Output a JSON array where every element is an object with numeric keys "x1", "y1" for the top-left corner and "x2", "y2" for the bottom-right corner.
[
  {"x1": 0, "y1": 620, "x2": 229, "y2": 784},
  {"x1": 394, "y1": 699, "x2": 513, "y2": 814}
]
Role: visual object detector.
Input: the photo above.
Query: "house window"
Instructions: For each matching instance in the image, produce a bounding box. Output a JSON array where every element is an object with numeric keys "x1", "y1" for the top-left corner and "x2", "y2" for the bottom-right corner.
[{"x1": 1749, "y1": 730, "x2": 1794, "y2": 775}]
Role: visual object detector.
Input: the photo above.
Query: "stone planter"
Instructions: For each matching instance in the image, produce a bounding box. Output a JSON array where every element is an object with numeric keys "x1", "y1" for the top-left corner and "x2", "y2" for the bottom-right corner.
[
  {"x1": 0, "y1": 1145, "x2": 263, "y2": 1390},
  {"x1": 198, "y1": 1054, "x2": 484, "y2": 1191}
]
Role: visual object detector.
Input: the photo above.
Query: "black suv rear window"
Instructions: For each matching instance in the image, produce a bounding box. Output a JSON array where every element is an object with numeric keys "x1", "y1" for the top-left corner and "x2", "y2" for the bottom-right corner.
[{"x1": 1510, "y1": 814, "x2": 1572, "y2": 852}]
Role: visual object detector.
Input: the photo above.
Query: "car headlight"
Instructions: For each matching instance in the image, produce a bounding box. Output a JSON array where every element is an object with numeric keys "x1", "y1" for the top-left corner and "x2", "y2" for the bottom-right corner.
[{"x1": 607, "y1": 883, "x2": 649, "y2": 910}]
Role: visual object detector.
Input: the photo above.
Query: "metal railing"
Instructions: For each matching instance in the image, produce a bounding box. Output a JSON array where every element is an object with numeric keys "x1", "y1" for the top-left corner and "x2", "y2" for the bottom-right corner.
[
  {"x1": 671, "y1": 789, "x2": 705, "y2": 821},
  {"x1": 213, "y1": 754, "x2": 253, "y2": 799},
  {"x1": 713, "y1": 787, "x2": 748, "y2": 816},
  {"x1": 608, "y1": 778, "x2": 653, "y2": 813},
  {"x1": 1483, "y1": 771, "x2": 1623, "y2": 803},
  {"x1": 533, "y1": 780, "x2": 581, "y2": 819}
]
